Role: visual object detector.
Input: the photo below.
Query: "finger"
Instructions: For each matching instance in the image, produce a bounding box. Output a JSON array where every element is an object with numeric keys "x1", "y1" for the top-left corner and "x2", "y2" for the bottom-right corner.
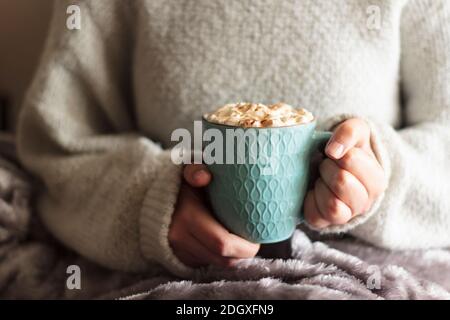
[
  {"x1": 304, "y1": 190, "x2": 331, "y2": 229},
  {"x1": 325, "y1": 118, "x2": 371, "y2": 160},
  {"x1": 172, "y1": 248, "x2": 203, "y2": 268},
  {"x1": 336, "y1": 148, "x2": 387, "y2": 201},
  {"x1": 314, "y1": 179, "x2": 352, "y2": 225},
  {"x1": 319, "y1": 159, "x2": 369, "y2": 215},
  {"x1": 183, "y1": 164, "x2": 211, "y2": 187},
  {"x1": 184, "y1": 232, "x2": 237, "y2": 267},
  {"x1": 225, "y1": 233, "x2": 261, "y2": 258},
  {"x1": 189, "y1": 208, "x2": 260, "y2": 258},
  {"x1": 169, "y1": 223, "x2": 203, "y2": 267}
]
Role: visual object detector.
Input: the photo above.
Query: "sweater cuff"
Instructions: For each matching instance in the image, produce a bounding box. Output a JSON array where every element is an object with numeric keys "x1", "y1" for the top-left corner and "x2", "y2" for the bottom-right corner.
[
  {"x1": 139, "y1": 151, "x2": 193, "y2": 277},
  {"x1": 308, "y1": 114, "x2": 392, "y2": 234}
]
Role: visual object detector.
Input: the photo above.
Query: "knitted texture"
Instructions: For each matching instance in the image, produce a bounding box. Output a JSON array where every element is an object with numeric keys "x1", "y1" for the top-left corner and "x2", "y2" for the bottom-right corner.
[{"x1": 17, "y1": 0, "x2": 450, "y2": 275}]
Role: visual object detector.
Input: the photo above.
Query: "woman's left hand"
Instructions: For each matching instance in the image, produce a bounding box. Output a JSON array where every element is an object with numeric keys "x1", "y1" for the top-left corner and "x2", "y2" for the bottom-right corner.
[{"x1": 304, "y1": 118, "x2": 387, "y2": 229}]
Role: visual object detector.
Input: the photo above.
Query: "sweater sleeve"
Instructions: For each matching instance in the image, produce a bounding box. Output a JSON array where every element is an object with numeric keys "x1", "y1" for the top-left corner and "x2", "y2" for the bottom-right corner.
[
  {"x1": 313, "y1": 0, "x2": 450, "y2": 250},
  {"x1": 17, "y1": 0, "x2": 191, "y2": 276}
]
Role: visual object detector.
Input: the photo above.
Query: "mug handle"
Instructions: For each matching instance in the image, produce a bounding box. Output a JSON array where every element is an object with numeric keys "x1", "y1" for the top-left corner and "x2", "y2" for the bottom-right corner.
[
  {"x1": 297, "y1": 130, "x2": 333, "y2": 224},
  {"x1": 311, "y1": 131, "x2": 333, "y2": 153}
]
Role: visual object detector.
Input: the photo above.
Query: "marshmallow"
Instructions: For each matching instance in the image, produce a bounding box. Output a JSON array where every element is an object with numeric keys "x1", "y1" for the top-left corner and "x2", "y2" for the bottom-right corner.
[{"x1": 204, "y1": 102, "x2": 314, "y2": 128}]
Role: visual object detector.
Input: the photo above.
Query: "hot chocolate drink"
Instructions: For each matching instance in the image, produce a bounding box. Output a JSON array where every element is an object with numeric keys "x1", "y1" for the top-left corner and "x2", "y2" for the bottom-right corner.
[
  {"x1": 202, "y1": 102, "x2": 329, "y2": 244},
  {"x1": 204, "y1": 102, "x2": 314, "y2": 128}
]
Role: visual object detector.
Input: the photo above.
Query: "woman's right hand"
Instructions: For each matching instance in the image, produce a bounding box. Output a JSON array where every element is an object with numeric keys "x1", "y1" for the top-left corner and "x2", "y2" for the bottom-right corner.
[{"x1": 169, "y1": 164, "x2": 260, "y2": 268}]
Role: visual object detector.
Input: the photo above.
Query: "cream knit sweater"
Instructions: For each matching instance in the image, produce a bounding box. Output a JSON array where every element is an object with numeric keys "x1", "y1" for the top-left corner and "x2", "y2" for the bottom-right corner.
[{"x1": 17, "y1": 0, "x2": 450, "y2": 276}]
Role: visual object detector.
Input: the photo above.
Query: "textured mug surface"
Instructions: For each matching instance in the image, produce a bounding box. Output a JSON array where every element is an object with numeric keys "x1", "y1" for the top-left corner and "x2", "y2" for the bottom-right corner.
[{"x1": 203, "y1": 119, "x2": 331, "y2": 243}]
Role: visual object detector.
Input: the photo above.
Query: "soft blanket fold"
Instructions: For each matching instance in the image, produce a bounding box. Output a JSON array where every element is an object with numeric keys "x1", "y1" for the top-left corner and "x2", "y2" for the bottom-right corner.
[
  {"x1": 117, "y1": 231, "x2": 450, "y2": 300},
  {"x1": 0, "y1": 134, "x2": 449, "y2": 300}
]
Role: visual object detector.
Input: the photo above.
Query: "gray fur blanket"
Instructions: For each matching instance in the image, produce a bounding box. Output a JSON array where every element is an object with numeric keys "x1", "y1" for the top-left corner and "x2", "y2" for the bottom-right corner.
[{"x1": 0, "y1": 134, "x2": 449, "y2": 300}]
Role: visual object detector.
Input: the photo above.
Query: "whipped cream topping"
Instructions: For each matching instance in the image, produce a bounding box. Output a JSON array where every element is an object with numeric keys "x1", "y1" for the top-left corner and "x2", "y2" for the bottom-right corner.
[{"x1": 204, "y1": 102, "x2": 314, "y2": 128}]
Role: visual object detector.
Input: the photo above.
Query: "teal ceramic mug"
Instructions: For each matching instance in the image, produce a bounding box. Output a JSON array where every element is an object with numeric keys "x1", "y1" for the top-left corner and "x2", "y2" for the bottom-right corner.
[{"x1": 202, "y1": 118, "x2": 332, "y2": 243}]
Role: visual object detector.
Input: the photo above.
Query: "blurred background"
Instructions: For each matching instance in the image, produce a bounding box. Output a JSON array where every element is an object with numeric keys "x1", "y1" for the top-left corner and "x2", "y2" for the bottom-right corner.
[{"x1": 0, "y1": 0, "x2": 53, "y2": 132}]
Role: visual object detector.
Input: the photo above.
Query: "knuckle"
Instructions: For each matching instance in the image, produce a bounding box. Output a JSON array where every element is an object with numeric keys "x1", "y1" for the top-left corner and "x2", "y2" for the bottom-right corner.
[
  {"x1": 327, "y1": 198, "x2": 341, "y2": 217},
  {"x1": 350, "y1": 148, "x2": 360, "y2": 160},
  {"x1": 338, "y1": 120, "x2": 353, "y2": 132},
  {"x1": 340, "y1": 149, "x2": 357, "y2": 168},
  {"x1": 339, "y1": 155, "x2": 351, "y2": 169},
  {"x1": 325, "y1": 199, "x2": 349, "y2": 224},
  {"x1": 339, "y1": 123, "x2": 356, "y2": 139},
  {"x1": 347, "y1": 147, "x2": 359, "y2": 158},
  {"x1": 213, "y1": 236, "x2": 230, "y2": 256},
  {"x1": 333, "y1": 170, "x2": 349, "y2": 192}
]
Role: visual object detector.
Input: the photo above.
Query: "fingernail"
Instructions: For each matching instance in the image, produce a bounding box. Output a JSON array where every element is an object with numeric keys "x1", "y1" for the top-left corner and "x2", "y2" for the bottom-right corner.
[
  {"x1": 194, "y1": 170, "x2": 209, "y2": 181},
  {"x1": 326, "y1": 141, "x2": 344, "y2": 159}
]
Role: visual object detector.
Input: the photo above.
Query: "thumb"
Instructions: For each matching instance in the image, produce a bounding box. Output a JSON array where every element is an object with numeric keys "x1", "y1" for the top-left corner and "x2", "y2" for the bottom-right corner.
[
  {"x1": 183, "y1": 164, "x2": 211, "y2": 187},
  {"x1": 325, "y1": 118, "x2": 370, "y2": 160}
]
